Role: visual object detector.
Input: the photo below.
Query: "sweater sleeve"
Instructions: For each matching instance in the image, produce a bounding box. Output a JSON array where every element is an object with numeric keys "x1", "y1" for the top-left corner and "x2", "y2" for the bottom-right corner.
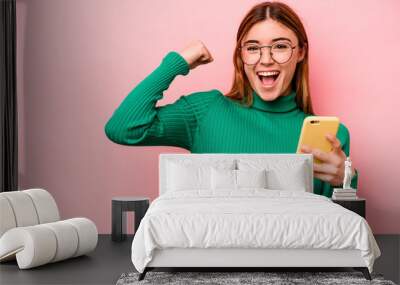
[
  {"x1": 315, "y1": 123, "x2": 359, "y2": 197},
  {"x1": 104, "y1": 51, "x2": 218, "y2": 150}
]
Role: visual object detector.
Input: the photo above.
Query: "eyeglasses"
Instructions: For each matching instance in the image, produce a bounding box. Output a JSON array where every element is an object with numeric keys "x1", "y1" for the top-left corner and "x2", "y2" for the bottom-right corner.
[{"x1": 239, "y1": 42, "x2": 297, "y2": 65}]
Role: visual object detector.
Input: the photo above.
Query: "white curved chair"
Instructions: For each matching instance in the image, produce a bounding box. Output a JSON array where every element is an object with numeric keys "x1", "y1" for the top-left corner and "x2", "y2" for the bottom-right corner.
[{"x1": 0, "y1": 188, "x2": 98, "y2": 269}]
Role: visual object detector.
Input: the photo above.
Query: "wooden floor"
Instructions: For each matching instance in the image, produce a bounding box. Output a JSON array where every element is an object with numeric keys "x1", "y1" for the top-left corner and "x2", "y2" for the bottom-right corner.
[{"x1": 0, "y1": 235, "x2": 399, "y2": 285}]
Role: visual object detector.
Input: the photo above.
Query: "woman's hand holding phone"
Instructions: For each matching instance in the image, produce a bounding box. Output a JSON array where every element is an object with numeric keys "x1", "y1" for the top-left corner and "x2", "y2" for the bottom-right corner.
[
  {"x1": 178, "y1": 40, "x2": 214, "y2": 70},
  {"x1": 300, "y1": 133, "x2": 354, "y2": 187}
]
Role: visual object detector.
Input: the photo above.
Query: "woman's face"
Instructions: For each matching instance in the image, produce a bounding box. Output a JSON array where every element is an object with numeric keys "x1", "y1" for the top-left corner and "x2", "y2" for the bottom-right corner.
[{"x1": 241, "y1": 19, "x2": 305, "y2": 101}]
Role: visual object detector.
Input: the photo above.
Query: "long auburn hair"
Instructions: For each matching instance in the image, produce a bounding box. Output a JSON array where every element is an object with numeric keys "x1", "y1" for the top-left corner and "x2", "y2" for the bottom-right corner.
[{"x1": 225, "y1": 1, "x2": 314, "y2": 115}]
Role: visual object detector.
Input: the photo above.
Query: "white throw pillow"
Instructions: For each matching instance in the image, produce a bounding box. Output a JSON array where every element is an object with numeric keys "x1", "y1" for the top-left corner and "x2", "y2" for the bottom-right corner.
[
  {"x1": 210, "y1": 168, "x2": 236, "y2": 190},
  {"x1": 166, "y1": 159, "x2": 235, "y2": 191},
  {"x1": 237, "y1": 158, "x2": 309, "y2": 191},
  {"x1": 210, "y1": 168, "x2": 268, "y2": 190},
  {"x1": 266, "y1": 164, "x2": 307, "y2": 191},
  {"x1": 237, "y1": 169, "x2": 267, "y2": 188}
]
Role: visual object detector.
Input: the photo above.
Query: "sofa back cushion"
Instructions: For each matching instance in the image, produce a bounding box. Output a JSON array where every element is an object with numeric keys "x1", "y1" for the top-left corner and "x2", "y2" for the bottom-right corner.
[{"x1": 0, "y1": 189, "x2": 60, "y2": 238}]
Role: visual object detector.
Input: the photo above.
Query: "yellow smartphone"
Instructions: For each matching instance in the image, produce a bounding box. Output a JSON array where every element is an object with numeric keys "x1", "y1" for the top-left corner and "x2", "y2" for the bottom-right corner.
[{"x1": 296, "y1": 116, "x2": 340, "y2": 164}]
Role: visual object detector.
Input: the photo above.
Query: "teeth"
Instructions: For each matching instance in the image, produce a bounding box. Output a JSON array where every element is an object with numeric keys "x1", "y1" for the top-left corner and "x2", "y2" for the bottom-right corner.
[{"x1": 257, "y1": 71, "x2": 280, "y2": 76}]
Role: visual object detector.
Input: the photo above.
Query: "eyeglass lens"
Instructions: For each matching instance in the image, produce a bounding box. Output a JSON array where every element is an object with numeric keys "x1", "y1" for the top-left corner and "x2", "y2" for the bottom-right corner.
[{"x1": 241, "y1": 42, "x2": 293, "y2": 64}]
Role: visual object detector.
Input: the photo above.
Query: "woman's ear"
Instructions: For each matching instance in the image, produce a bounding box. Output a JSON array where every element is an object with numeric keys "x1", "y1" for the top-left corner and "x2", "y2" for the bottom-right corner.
[{"x1": 297, "y1": 43, "x2": 307, "y2": 63}]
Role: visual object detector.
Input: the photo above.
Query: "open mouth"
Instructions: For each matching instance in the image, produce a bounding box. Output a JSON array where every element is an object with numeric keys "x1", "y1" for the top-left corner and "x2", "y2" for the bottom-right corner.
[{"x1": 257, "y1": 71, "x2": 280, "y2": 87}]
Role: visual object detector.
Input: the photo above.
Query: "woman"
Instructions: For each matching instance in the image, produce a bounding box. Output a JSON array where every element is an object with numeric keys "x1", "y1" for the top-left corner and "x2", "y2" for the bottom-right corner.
[{"x1": 104, "y1": 1, "x2": 358, "y2": 197}]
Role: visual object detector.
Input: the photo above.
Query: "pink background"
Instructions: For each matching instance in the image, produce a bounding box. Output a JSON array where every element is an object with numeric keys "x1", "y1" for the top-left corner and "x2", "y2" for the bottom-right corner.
[{"x1": 16, "y1": 0, "x2": 400, "y2": 234}]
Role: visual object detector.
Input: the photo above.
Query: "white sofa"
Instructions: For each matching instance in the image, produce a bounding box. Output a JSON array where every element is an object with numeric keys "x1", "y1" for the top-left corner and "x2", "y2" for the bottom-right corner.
[{"x1": 0, "y1": 188, "x2": 98, "y2": 269}]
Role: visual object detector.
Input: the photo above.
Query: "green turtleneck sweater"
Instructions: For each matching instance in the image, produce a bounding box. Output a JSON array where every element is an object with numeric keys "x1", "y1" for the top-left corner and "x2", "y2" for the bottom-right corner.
[{"x1": 104, "y1": 51, "x2": 358, "y2": 197}]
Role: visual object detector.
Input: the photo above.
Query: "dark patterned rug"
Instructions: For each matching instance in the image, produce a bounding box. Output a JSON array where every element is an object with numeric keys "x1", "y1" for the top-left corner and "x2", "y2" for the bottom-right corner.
[{"x1": 116, "y1": 271, "x2": 396, "y2": 285}]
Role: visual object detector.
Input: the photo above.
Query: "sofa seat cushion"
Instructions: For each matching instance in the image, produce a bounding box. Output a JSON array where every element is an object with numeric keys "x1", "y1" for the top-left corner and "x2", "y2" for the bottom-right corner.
[{"x1": 0, "y1": 218, "x2": 98, "y2": 269}]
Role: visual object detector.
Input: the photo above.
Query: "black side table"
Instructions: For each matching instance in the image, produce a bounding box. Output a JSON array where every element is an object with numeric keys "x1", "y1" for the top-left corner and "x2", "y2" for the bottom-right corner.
[
  {"x1": 112, "y1": 197, "x2": 149, "y2": 242},
  {"x1": 331, "y1": 197, "x2": 366, "y2": 218}
]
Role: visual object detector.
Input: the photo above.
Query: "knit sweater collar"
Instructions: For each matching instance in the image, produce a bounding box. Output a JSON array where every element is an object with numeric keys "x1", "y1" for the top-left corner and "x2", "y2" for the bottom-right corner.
[{"x1": 251, "y1": 89, "x2": 298, "y2": 113}]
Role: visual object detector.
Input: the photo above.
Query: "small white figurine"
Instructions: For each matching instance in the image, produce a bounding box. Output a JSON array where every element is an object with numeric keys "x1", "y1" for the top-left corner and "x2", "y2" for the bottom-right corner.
[{"x1": 343, "y1": 157, "x2": 353, "y2": 189}]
